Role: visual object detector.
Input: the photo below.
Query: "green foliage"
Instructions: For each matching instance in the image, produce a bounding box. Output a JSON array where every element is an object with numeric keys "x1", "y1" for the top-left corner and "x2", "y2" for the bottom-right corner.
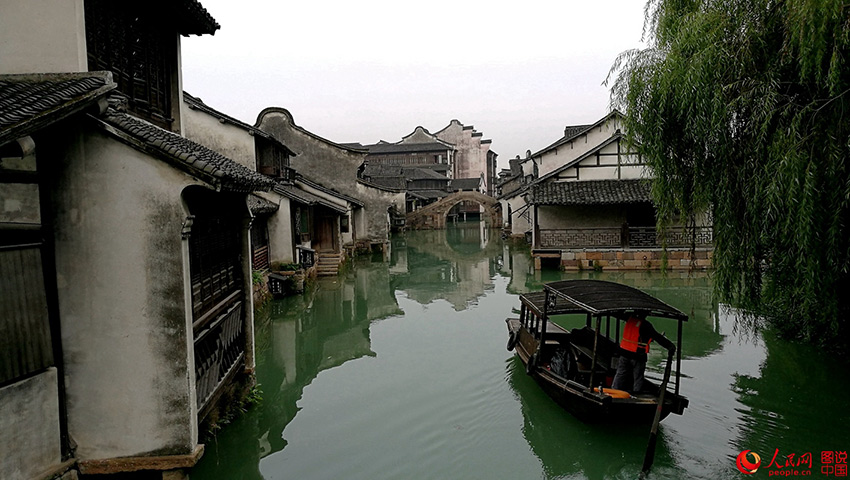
[
  {"x1": 271, "y1": 261, "x2": 300, "y2": 272},
  {"x1": 252, "y1": 270, "x2": 264, "y2": 286},
  {"x1": 202, "y1": 383, "x2": 263, "y2": 440},
  {"x1": 245, "y1": 384, "x2": 263, "y2": 407},
  {"x1": 609, "y1": 0, "x2": 850, "y2": 347}
]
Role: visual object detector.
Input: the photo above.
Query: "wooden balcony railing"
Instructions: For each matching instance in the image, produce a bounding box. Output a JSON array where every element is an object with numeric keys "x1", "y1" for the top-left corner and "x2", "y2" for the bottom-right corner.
[
  {"x1": 194, "y1": 299, "x2": 245, "y2": 416},
  {"x1": 538, "y1": 226, "x2": 713, "y2": 249}
]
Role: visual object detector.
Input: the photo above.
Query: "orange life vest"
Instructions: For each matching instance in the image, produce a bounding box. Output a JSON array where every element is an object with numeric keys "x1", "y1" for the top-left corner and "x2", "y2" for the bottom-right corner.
[{"x1": 621, "y1": 317, "x2": 651, "y2": 353}]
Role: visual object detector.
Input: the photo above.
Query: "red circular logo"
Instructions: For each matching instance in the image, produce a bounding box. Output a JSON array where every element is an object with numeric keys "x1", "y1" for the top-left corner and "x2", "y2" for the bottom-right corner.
[{"x1": 736, "y1": 450, "x2": 762, "y2": 474}]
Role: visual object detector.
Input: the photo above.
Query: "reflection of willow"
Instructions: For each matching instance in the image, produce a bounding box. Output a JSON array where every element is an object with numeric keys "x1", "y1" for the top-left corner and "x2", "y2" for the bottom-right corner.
[
  {"x1": 192, "y1": 263, "x2": 401, "y2": 479},
  {"x1": 732, "y1": 326, "x2": 850, "y2": 460},
  {"x1": 390, "y1": 229, "x2": 503, "y2": 310},
  {"x1": 506, "y1": 357, "x2": 675, "y2": 480}
]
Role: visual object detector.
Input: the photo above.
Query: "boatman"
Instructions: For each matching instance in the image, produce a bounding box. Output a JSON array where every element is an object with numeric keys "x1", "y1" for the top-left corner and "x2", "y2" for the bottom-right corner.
[{"x1": 612, "y1": 313, "x2": 676, "y2": 393}]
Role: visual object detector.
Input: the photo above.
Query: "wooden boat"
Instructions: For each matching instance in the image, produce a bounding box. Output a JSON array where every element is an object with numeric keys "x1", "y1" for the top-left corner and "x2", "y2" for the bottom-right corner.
[{"x1": 506, "y1": 279, "x2": 689, "y2": 424}]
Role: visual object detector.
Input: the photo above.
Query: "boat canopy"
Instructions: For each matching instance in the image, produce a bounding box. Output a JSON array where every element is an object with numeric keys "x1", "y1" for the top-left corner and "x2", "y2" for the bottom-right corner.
[
  {"x1": 541, "y1": 280, "x2": 688, "y2": 321},
  {"x1": 520, "y1": 291, "x2": 585, "y2": 318}
]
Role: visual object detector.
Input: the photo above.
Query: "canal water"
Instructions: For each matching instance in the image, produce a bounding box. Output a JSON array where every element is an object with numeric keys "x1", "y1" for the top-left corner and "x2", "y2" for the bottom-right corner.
[{"x1": 192, "y1": 223, "x2": 850, "y2": 479}]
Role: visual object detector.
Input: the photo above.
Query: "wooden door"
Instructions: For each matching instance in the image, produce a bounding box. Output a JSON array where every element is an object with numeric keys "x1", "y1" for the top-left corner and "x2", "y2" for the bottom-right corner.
[{"x1": 315, "y1": 215, "x2": 338, "y2": 252}]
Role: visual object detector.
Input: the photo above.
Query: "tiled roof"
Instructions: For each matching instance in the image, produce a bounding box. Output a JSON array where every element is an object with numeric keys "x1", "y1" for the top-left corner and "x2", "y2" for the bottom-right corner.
[
  {"x1": 296, "y1": 175, "x2": 364, "y2": 207},
  {"x1": 274, "y1": 184, "x2": 348, "y2": 214},
  {"x1": 365, "y1": 142, "x2": 453, "y2": 154},
  {"x1": 361, "y1": 164, "x2": 404, "y2": 178},
  {"x1": 0, "y1": 72, "x2": 116, "y2": 146},
  {"x1": 248, "y1": 194, "x2": 279, "y2": 215},
  {"x1": 408, "y1": 189, "x2": 450, "y2": 200},
  {"x1": 419, "y1": 163, "x2": 450, "y2": 172},
  {"x1": 173, "y1": 0, "x2": 220, "y2": 35},
  {"x1": 361, "y1": 164, "x2": 449, "y2": 182},
  {"x1": 528, "y1": 179, "x2": 651, "y2": 206},
  {"x1": 530, "y1": 110, "x2": 623, "y2": 158},
  {"x1": 406, "y1": 167, "x2": 449, "y2": 181},
  {"x1": 563, "y1": 124, "x2": 593, "y2": 139},
  {"x1": 356, "y1": 177, "x2": 404, "y2": 192},
  {"x1": 100, "y1": 108, "x2": 274, "y2": 192},
  {"x1": 451, "y1": 177, "x2": 482, "y2": 191},
  {"x1": 364, "y1": 176, "x2": 407, "y2": 190}
]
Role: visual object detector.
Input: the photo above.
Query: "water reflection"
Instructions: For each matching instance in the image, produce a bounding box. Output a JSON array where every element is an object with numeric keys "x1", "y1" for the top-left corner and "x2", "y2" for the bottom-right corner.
[
  {"x1": 192, "y1": 226, "x2": 850, "y2": 480},
  {"x1": 732, "y1": 315, "x2": 850, "y2": 466},
  {"x1": 390, "y1": 223, "x2": 501, "y2": 310},
  {"x1": 507, "y1": 356, "x2": 676, "y2": 479}
]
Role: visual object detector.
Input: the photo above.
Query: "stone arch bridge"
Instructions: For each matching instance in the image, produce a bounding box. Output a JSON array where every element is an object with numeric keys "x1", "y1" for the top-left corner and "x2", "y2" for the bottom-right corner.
[{"x1": 406, "y1": 191, "x2": 501, "y2": 230}]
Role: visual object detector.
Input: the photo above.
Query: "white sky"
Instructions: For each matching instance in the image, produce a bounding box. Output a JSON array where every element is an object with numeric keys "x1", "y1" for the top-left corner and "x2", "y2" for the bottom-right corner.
[{"x1": 181, "y1": 0, "x2": 647, "y2": 169}]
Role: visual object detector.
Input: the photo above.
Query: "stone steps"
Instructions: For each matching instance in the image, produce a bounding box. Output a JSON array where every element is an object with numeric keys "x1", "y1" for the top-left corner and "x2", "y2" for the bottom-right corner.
[{"x1": 316, "y1": 252, "x2": 342, "y2": 276}]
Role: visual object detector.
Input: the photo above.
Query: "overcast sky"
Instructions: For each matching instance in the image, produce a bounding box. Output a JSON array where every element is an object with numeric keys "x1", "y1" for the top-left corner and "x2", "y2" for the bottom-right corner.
[{"x1": 181, "y1": 1, "x2": 647, "y2": 169}]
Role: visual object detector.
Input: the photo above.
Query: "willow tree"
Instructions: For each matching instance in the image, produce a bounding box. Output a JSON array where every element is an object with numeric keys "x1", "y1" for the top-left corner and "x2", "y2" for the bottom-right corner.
[{"x1": 609, "y1": 0, "x2": 850, "y2": 347}]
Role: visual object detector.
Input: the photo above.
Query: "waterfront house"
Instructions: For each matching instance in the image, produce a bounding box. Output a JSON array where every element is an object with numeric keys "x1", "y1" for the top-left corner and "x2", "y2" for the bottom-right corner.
[
  {"x1": 433, "y1": 119, "x2": 498, "y2": 196},
  {"x1": 361, "y1": 126, "x2": 456, "y2": 178},
  {"x1": 499, "y1": 111, "x2": 712, "y2": 270},
  {"x1": 256, "y1": 108, "x2": 405, "y2": 258},
  {"x1": 183, "y1": 92, "x2": 307, "y2": 270},
  {"x1": 451, "y1": 176, "x2": 486, "y2": 194},
  {"x1": 0, "y1": 1, "x2": 275, "y2": 478},
  {"x1": 1, "y1": 72, "x2": 115, "y2": 480}
]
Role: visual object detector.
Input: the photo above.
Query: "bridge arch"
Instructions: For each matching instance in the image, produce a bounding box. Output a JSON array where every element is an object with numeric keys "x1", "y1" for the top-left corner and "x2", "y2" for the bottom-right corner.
[{"x1": 405, "y1": 191, "x2": 501, "y2": 230}]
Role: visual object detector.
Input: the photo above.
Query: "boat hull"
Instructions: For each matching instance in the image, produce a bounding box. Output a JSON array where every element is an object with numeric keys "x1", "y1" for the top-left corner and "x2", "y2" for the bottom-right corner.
[{"x1": 507, "y1": 318, "x2": 687, "y2": 424}]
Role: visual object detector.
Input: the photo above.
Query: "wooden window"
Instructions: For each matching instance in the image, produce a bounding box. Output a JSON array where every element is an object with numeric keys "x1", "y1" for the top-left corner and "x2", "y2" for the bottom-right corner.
[
  {"x1": 251, "y1": 219, "x2": 270, "y2": 271},
  {"x1": 85, "y1": 0, "x2": 175, "y2": 130},
  {"x1": 189, "y1": 216, "x2": 242, "y2": 321},
  {"x1": 256, "y1": 137, "x2": 293, "y2": 180},
  {"x1": 299, "y1": 207, "x2": 311, "y2": 235}
]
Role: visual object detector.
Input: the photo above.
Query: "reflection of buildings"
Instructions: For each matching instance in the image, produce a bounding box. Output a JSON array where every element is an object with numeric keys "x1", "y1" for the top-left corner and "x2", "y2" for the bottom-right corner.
[
  {"x1": 191, "y1": 262, "x2": 402, "y2": 478},
  {"x1": 389, "y1": 225, "x2": 502, "y2": 310},
  {"x1": 193, "y1": 226, "x2": 743, "y2": 480}
]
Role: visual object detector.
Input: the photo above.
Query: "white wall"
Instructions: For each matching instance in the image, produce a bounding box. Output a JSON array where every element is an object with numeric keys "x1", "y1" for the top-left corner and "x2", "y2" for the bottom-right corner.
[
  {"x1": 508, "y1": 195, "x2": 533, "y2": 236},
  {"x1": 182, "y1": 103, "x2": 257, "y2": 171},
  {"x1": 550, "y1": 140, "x2": 646, "y2": 181},
  {"x1": 260, "y1": 192, "x2": 295, "y2": 264},
  {"x1": 537, "y1": 204, "x2": 625, "y2": 229},
  {"x1": 0, "y1": 0, "x2": 87, "y2": 74},
  {"x1": 46, "y1": 123, "x2": 201, "y2": 460},
  {"x1": 536, "y1": 116, "x2": 623, "y2": 178}
]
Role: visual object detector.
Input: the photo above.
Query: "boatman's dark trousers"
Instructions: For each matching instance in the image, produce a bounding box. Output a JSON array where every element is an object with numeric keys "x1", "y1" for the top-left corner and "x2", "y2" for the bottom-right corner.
[{"x1": 612, "y1": 356, "x2": 645, "y2": 393}]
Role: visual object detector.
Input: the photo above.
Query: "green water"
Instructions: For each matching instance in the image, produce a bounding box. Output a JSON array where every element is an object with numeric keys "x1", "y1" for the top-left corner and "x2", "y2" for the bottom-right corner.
[{"x1": 192, "y1": 224, "x2": 850, "y2": 479}]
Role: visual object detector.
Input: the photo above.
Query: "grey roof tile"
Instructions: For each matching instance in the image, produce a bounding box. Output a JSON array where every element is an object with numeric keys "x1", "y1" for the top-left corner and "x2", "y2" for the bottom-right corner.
[
  {"x1": 405, "y1": 167, "x2": 449, "y2": 181},
  {"x1": 0, "y1": 72, "x2": 116, "y2": 145},
  {"x1": 248, "y1": 194, "x2": 279, "y2": 215},
  {"x1": 364, "y1": 142, "x2": 453, "y2": 154},
  {"x1": 274, "y1": 183, "x2": 348, "y2": 214},
  {"x1": 102, "y1": 110, "x2": 274, "y2": 192},
  {"x1": 408, "y1": 189, "x2": 450, "y2": 200},
  {"x1": 528, "y1": 179, "x2": 652, "y2": 206},
  {"x1": 451, "y1": 177, "x2": 483, "y2": 191}
]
